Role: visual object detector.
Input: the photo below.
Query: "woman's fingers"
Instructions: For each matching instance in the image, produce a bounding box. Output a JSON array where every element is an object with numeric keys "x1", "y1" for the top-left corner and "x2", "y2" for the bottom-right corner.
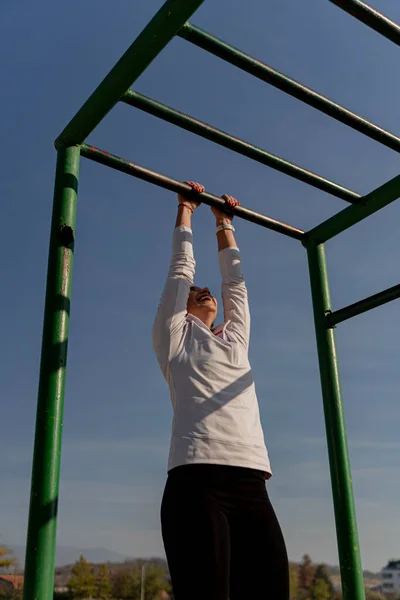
[
  {"x1": 221, "y1": 194, "x2": 240, "y2": 207},
  {"x1": 185, "y1": 181, "x2": 205, "y2": 194}
]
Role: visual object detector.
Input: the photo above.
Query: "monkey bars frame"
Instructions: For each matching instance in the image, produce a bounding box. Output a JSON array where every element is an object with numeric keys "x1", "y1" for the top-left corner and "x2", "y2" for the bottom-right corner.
[{"x1": 24, "y1": 1, "x2": 400, "y2": 599}]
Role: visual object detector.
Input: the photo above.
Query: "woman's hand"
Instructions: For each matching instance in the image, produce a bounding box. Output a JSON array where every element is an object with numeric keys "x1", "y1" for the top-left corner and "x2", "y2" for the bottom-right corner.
[
  {"x1": 211, "y1": 194, "x2": 240, "y2": 223},
  {"x1": 178, "y1": 181, "x2": 205, "y2": 213}
]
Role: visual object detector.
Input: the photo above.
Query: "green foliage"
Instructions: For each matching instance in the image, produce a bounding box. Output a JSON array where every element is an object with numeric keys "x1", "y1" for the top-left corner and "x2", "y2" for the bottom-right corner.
[
  {"x1": 0, "y1": 589, "x2": 23, "y2": 600},
  {"x1": 310, "y1": 564, "x2": 334, "y2": 600},
  {"x1": 288, "y1": 563, "x2": 297, "y2": 600},
  {"x1": 68, "y1": 555, "x2": 97, "y2": 599},
  {"x1": 365, "y1": 590, "x2": 385, "y2": 600},
  {"x1": 112, "y1": 563, "x2": 169, "y2": 600},
  {"x1": 112, "y1": 567, "x2": 140, "y2": 599},
  {"x1": 96, "y1": 564, "x2": 112, "y2": 600},
  {"x1": 382, "y1": 592, "x2": 400, "y2": 600},
  {"x1": 298, "y1": 554, "x2": 315, "y2": 594},
  {"x1": 142, "y1": 564, "x2": 169, "y2": 600},
  {"x1": 311, "y1": 578, "x2": 332, "y2": 600},
  {"x1": 0, "y1": 546, "x2": 18, "y2": 573}
]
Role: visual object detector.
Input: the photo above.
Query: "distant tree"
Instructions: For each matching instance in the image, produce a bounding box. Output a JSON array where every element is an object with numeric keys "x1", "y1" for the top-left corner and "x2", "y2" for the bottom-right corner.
[
  {"x1": 0, "y1": 546, "x2": 18, "y2": 572},
  {"x1": 311, "y1": 578, "x2": 332, "y2": 600},
  {"x1": 298, "y1": 554, "x2": 315, "y2": 597},
  {"x1": 332, "y1": 586, "x2": 386, "y2": 600},
  {"x1": 365, "y1": 590, "x2": 385, "y2": 600},
  {"x1": 310, "y1": 564, "x2": 334, "y2": 600},
  {"x1": 112, "y1": 563, "x2": 170, "y2": 600},
  {"x1": 68, "y1": 555, "x2": 97, "y2": 599},
  {"x1": 163, "y1": 573, "x2": 173, "y2": 598},
  {"x1": 0, "y1": 587, "x2": 23, "y2": 600},
  {"x1": 142, "y1": 563, "x2": 170, "y2": 600},
  {"x1": 96, "y1": 564, "x2": 112, "y2": 600},
  {"x1": 288, "y1": 563, "x2": 297, "y2": 600},
  {"x1": 379, "y1": 592, "x2": 399, "y2": 600},
  {"x1": 112, "y1": 568, "x2": 140, "y2": 599}
]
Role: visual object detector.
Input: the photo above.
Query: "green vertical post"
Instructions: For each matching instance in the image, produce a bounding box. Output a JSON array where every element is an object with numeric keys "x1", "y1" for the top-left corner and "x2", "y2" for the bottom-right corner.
[
  {"x1": 306, "y1": 243, "x2": 365, "y2": 600},
  {"x1": 23, "y1": 146, "x2": 80, "y2": 600}
]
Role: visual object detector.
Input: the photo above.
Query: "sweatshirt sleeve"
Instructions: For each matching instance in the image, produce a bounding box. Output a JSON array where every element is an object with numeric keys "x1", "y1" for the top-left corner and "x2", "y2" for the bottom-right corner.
[
  {"x1": 218, "y1": 245, "x2": 250, "y2": 350},
  {"x1": 152, "y1": 226, "x2": 195, "y2": 362}
]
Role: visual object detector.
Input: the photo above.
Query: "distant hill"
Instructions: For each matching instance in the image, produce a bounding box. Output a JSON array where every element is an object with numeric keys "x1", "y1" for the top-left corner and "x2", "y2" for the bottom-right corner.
[{"x1": 11, "y1": 545, "x2": 129, "y2": 568}]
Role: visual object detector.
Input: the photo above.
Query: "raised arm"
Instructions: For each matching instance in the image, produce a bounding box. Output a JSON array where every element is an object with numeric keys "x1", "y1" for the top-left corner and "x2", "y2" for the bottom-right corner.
[
  {"x1": 152, "y1": 182, "x2": 204, "y2": 362},
  {"x1": 212, "y1": 196, "x2": 250, "y2": 350}
]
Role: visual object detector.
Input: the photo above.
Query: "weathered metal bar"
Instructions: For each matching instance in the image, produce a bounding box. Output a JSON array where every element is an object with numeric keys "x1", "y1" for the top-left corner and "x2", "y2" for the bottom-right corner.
[
  {"x1": 80, "y1": 143, "x2": 305, "y2": 240},
  {"x1": 121, "y1": 90, "x2": 360, "y2": 203},
  {"x1": 327, "y1": 282, "x2": 400, "y2": 326},
  {"x1": 329, "y1": 0, "x2": 400, "y2": 47},
  {"x1": 23, "y1": 147, "x2": 80, "y2": 600},
  {"x1": 307, "y1": 243, "x2": 365, "y2": 600},
  {"x1": 304, "y1": 173, "x2": 400, "y2": 245},
  {"x1": 178, "y1": 23, "x2": 400, "y2": 153},
  {"x1": 54, "y1": 0, "x2": 205, "y2": 148}
]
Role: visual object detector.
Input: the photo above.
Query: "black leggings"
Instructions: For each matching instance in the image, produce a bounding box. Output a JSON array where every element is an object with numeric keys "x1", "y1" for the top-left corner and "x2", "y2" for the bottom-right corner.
[{"x1": 161, "y1": 464, "x2": 289, "y2": 600}]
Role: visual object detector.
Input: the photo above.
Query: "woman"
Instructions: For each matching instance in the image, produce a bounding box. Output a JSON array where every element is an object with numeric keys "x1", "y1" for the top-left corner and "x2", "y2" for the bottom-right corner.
[{"x1": 152, "y1": 181, "x2": 289, "y2": 600}]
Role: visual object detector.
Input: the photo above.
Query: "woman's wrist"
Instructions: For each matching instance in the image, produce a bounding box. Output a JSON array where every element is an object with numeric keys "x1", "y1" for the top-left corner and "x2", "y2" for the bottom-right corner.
[
  {"x1": 215, "y1": 217, "x2": 232, "y2": 226},
  {"x1": 179, "y1": 203, "x2": 194, "y2": 213},
  {"x1": 176, "y1": 204, "x2": 193, "y2": 228}
]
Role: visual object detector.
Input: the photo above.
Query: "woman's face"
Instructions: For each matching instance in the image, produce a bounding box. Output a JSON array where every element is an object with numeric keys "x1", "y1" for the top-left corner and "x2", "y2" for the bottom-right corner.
[{"x1": 187, "y1": 285, "x2": 218, "y2": 323}]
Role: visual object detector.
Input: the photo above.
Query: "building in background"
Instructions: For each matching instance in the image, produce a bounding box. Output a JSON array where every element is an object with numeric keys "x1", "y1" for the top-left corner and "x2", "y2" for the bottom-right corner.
[
  {"x1": 381, "y1": 560, "x2": 400, "y2": 594},
  {"x1": 0, "y1": 574, "x2": 24, "y2": 594}
]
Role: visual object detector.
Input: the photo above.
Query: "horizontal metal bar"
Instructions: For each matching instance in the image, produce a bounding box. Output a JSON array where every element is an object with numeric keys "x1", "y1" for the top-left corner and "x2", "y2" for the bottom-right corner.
[
  {"x1": 304, "y1": 172, "x2": 400, "y2": 245},
  {"x1": 121, "y1": 90, "x2": 360, "y2": 203},
  {"x1": 178, "y1": 23, "x2": 400, "y2": 154},
  {"x1": 54, "y1": 0, "x2": 205, "y2": 149},
  {"x1": 329, "y1": 0, "x2": 400, "y2": 47},
  {"x1": 80, "y1": 143, "x2": 305, "y2": 240},
  {"x1": 327, "y1": 283, "x2": 400, "y2": 326}
]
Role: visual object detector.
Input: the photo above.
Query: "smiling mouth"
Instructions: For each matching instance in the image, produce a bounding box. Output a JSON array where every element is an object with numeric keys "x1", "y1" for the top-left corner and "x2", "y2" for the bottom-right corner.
[{"x1": 197, "y1": 295, "x2": 213, "y2": 302}]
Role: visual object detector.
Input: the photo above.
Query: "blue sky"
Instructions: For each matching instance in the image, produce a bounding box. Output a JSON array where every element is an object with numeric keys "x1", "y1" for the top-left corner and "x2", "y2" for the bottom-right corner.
[{"x1": 1, "y1": 0, "x2": 400, "y2": 572}]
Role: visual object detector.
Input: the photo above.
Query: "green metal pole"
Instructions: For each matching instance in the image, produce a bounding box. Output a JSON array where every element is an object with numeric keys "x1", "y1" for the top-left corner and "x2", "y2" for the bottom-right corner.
[
  {"x1": 55, "y1": 0, "x2": 205, "y2": 148},
  {"x1": 306, "y1": 172, "x2": 400, "y2": 244},
  {"x1": 306, "y1": 243, "x2": 365, "y2": 600},
  {"x1": 23, "y1": 146, "x2": 80, "y2": 600}
]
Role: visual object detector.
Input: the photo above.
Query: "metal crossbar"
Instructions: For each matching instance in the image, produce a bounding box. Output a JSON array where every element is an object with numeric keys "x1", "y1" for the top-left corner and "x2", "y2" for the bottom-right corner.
[
  {"x1": 55, "y1": 0, "x2": 206, "y2": 148},
  {"x1": 178, "y1": 22, "x2": 400, "y2": 153},
  {"x1": 328, "y1": 0, "x2": 400, "y2": 46},
  {"x1": 327, "y1": 283, "x2": 400, "y2": 326},
  {"x1": 80, "y1": 144, "x2": 305, "y2": 239},
  {"x1": 24, "y1": 2, "x2": 400, "y2": 600},
  {"x1": 121, "y1": 91, "x2": 360, "y2": 203},
  {"x1": 305, "y1": 173, "x2": 400, "y2": 244}
]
